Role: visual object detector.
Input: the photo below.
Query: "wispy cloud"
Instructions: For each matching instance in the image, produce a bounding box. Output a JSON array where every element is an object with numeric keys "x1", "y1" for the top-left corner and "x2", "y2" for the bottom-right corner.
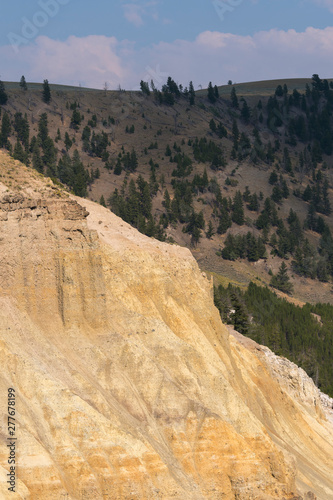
[
  {"x1": 122, "y1": 1, "x2": 160, "y2": 27},
  {"x1": 123, "y1": 4, "x2": 144, "y2": 27},
  {"x1": 1, "y1": 27, "x2": 333, "y2": 89},
  {"x1": 311, "y1": 0, "x2": 333, "y2": 12}
]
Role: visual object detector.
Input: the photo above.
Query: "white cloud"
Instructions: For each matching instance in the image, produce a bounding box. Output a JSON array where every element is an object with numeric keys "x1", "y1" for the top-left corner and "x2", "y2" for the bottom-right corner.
[
  {"x1": 0, "y1": 35, "x2": 132, "y2": 89},
  {"x1": 135, "y1": 27, "x2": 333, "y2": 89},
  {"x1": 122, "y1": 1, "x2": 160, "y2": 26},
  {"x1": 123, "y1": 4, "x2": 144, "y2": 27},
  {"x1": 1, "y1": 27, "x2": 333, "y2": 90}
]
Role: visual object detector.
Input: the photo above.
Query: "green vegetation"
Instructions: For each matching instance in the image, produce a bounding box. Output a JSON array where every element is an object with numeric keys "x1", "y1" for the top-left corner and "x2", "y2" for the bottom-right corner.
[
  {"x1": 42, "y1": 79, "x2": 51, "y2": 104},
  {"x1": 108, "y1": 176, "x2": 165, "y2": 240},
  {"x1": 0, "y1": 80, "x2": 8, "y2": 105},
  {"x1": 214, "y1": 282, "x2": 333, "y2": 397},
  {"x1": 270, "y1": 261, "x2": 293, "y2": 294},
  {"x1": 1, "y1": 73, "x2": 333, "y2": 286},
  {"x1": 222, "y1": 232, "x2": 266, "y2": 261}
]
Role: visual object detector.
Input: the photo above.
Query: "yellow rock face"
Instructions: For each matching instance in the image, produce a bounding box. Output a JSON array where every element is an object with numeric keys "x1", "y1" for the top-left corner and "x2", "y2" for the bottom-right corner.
[{"x1": 0, "y1": 159, "x2": 332, "y2": 499}]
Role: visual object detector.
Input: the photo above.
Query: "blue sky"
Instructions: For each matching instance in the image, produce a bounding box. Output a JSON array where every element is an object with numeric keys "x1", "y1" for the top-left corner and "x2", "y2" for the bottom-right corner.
[{"x1": 1, "y1": 0, "x2": 333, "y2": 89}]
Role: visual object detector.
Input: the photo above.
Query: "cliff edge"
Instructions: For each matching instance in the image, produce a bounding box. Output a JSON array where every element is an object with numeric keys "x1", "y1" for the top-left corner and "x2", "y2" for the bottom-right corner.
[{"x1": 0, "y1": 152, "x2": 332, "y2": 499}]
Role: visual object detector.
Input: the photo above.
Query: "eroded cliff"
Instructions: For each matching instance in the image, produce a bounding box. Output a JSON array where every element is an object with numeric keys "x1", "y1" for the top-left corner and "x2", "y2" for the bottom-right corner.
[{"x1": 0, "y1": 154, "x2": 332, "y2": 499}]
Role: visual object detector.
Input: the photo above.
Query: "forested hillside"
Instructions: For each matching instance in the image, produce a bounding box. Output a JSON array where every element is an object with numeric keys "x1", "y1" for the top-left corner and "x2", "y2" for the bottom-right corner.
[
  {"x1": 1, "y1": 74, "x2": 333, "y2": 396},
  {"x1": 1, "y1": 75, "x2": 333, "y2": 300}
]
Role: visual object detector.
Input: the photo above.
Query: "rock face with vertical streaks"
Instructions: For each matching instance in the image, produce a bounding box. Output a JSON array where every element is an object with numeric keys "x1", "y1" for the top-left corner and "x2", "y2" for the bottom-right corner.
[{"x1": 0, "y1": 156, "x2": 332, "y2": 499}]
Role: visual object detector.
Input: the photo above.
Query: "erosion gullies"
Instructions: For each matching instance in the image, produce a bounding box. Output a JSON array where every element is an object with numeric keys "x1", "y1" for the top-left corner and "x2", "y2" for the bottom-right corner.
[{"x1": 0, "y1": 162, "x2": 332, "y2": 499}]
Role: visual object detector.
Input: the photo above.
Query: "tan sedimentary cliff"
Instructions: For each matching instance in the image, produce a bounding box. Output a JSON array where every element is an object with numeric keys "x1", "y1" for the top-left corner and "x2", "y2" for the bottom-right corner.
[{"x1": 0, "y1": 155, "x2": 332, "y2": 499}]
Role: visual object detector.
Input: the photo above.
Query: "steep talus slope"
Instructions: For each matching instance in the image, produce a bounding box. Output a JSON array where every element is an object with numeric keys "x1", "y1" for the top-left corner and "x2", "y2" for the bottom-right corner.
[{"x1": 0, "y1": 162, "x2": 332, "y2": 498}]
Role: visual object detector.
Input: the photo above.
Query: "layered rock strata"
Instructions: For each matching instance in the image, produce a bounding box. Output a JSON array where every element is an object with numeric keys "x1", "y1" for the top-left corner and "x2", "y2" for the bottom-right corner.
[{"x1": 0, "y1": 188, "x2": 332, "y2": 499}]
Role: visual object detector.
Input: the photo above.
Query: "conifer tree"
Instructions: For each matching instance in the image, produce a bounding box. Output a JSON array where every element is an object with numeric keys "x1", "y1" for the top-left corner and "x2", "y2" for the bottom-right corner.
[
  {"x1": 38, "y1": 113, "x2": 49, "y2": 147},
  {"x1": 230, "y1": 292, "x2": 249, "y2": 334},
  {"x1": 232, "y1": 120, "x2": 239, "y2": 150},
  {"x1": 64, "y1": 132, "x2": 72, "y2": 151},
  {"x1": 0, "y1": 112, "x2": 11, "y2": 148},
  {"x1": 206, "y1": 220, "x2": 214, "y2": 239},
  {"x1": 270, "y1": 262, "x2": 293, "y2": 294},
  {"x1": 32, "y1": 142, "x2": 43, "y2": 173},
  {"x1": 207, "y1": 82, "x2": 216, "y2": 103},
  {"x1": 0, "y1": 80, "x2": 8, "y2": 105},
  {"x1": 72, "y1": 149, "x2": 88, "y2": 197},
  {"x1": 241, "y1": 99, "x2": 250, "y2": 123},
  {"x1": 13, "y1": 139, "x2": 27, "y2": 164},
  {"x1": 42, "y1": 79, "x2": 51, "y2": 104},
  {"x1": 19, "y1": 75, "x2": 27, "y2": 91},
  {"x1": 217, "y1": 206, "x2": 232, "y2": 234},
  {"x1": 231, "y1": 86, "x2": 238, "y2": 108},
  {"x1": 232, "y1": 191, "x2": 244, "y2": 225},
  {"x1": 189, "y1": 81, "x2": 195, "y2": 105}
]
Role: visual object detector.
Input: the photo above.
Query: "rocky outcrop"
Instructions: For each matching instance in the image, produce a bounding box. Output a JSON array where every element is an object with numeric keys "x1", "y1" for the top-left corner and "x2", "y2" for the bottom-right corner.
[{"x1": 0, "y1": 179, "x2": 332, "y2": 499}]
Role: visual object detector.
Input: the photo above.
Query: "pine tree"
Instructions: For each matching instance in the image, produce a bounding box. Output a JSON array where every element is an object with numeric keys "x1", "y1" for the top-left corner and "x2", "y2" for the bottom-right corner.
[
  {"x1": 72, "y1": 149, "x2": 88, "y2": 197},
  {"x1": 14, "y1": 112, "x2": 29, "y2": 150},
  {"x1": 64, "y1": 132, "x2": 72, "y2": 151},
  {"x1": 241, "y1": 99, "x2": 250, "y2": 123},
  {"x1": 13, "y1": 139, "x2": 27, "y2": 164},
  {"x1": 206, "y1": 220, "x2": 214, "y2": 239},
  {"x1": 38, "y1": 113, "x2": 49, "y2": 147},
  {"x1": 270, "y1": 262, "x2": 293, "y2": 294},
  {"x1": 70, "y1": 109, "x2": 82, "y2": 130},
  {"x1": 163, "y1": 188, "x2": 171, "y2": 212},
  {"x1": 42, "y1": 79, "x2": 51, "y2": 104},
  {"x1": 32, "y1": 143, "x2": 43, "y2": 173},
  {"x1": 207, "y1": 82, "x2": 216, "y2": 103},
  {"x1": 232, "y1": 191, "x2": 244, "y2": 225},
  {"x1": 189, "y1": 81, "x2": 195, "y2": 106},
  {"x1": 232, "y1": 119, "x2": 239, "y2": 150},
  {"x1": 0, "y1": 80, "x2": 8, "y2": 105},
  {"x1": 140, "y1": 80, "x2": 150, "y2": 96},
  {"x1": 230, "y1": 292, "x2": 249, "y2": 334},
  {"x1": 57, "y1": 153, "x2": 73, "y2": 186},
  {"x1": 209, "y1": 119, "x2": 217, "y2": 133},
  {"x1": 231, "y1": 86, "x2": 238, "y2": 108},
  {"x1": 0, "y1": 112, "x2": 11, "y2": 148},
  {"x1": 19, "y1": 75, "x2": 28, "y2": 91},
  {"x1": 43, "y1": 137, "x2": 57, "y2": 177},
  {"x1": 217, "y1": 206, "x2": 232, "y2": 234}
]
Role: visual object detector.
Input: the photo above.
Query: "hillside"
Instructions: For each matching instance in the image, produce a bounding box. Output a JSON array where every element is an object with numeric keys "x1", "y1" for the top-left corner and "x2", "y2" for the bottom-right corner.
[
  {"x1": 1, "y1": 76, "x2": 333, "y2": 305},
  {"x1": 1, "y1": 76, "x2": 333, "y2": 394},
  {"x1": 0, "y1": 153, "x2": 333, "y2": 499}
]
